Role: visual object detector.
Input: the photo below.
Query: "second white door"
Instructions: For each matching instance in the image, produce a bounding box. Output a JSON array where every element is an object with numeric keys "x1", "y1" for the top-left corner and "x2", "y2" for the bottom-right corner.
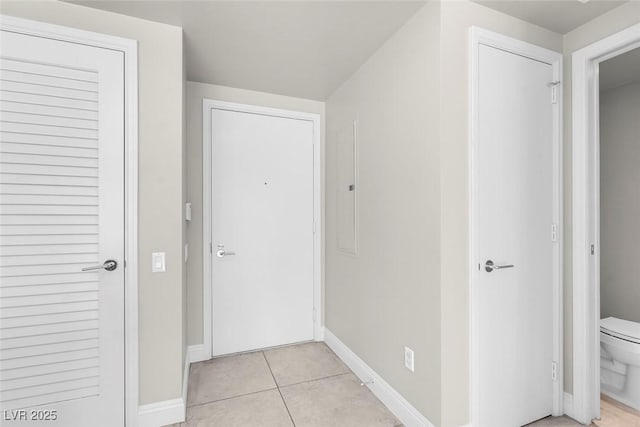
[
  {"x1": 475, "y1": 42, "x2": 559, "y2": 426},
  {"x1": 210, "y1": 106, "x2": 315, "y2": 356}
]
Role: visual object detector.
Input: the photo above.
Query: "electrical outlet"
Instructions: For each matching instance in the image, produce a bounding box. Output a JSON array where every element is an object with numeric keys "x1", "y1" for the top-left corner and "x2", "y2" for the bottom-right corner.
[{"x1": 404, "y1": 346, "x2": 414, "y2": 372}]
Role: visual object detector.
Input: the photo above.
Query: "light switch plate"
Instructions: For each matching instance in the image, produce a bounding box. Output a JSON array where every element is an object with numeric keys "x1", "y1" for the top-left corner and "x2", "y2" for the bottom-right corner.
[{"x1": 152, "y1": 252, "x2": 166, "y2": 273}]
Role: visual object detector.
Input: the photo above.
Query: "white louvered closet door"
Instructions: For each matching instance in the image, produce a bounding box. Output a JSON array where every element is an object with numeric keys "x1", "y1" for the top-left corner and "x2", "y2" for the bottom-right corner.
[{"x1": 0, "y1": 29, "x2": 125, "y2": 427}]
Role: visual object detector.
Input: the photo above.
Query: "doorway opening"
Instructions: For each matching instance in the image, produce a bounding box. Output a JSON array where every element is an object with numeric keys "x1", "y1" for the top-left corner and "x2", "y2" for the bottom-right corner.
[{"x1": 571, "y1": 22, "x2": 640, "y2": 426}]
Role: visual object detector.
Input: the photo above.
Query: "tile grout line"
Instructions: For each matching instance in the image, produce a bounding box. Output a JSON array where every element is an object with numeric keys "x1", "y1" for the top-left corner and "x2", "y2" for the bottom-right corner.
[
  {"x1": 278, "y1": 371, "x2": 353, "y2": 389},
  {"x1": 261, "y1": 351, "x2": 297, "y2": 427},
  {"x1": 186, "y1": 386, "x2": 278, "y2": 409}
]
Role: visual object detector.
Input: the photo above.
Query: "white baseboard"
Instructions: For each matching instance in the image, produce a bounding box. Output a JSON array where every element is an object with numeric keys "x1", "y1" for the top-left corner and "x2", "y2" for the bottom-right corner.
[
  {"x1": 137, "y1": 348, "x2": 195, "y2": 427},
  {"x1": 324, "y1": 328, "x2": 435, "y2": 427},
  {"x1": 182, "y1": 350, "x2": 190, "y2": 410},
  {"x1": 187, "y1": 344, "x2": 208, "y2": 363},
  {"x1": 138, "y1": 397, "x2": 185, "y2": 427},
  {"x1": 564, "y1": 392, "x2": 575, "y2": 420}
]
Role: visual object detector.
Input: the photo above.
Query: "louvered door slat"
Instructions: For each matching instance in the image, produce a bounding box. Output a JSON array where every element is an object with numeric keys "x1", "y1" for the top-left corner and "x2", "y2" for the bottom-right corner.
[
  {"x1": 0, "y1": 215, "x2": 98, "y2": 226},
  {"x1": 0, "y1": 121, "x2": 98, "y2": 139},
  {"x1": 0, "y1": 243, "x2": 98, "y2": 256},
  {"x1": 0, "y1": 320, "x2": 99, "y2": 341},
  {"x1": 0, "y1": 327, "x2": 97, "y2": 349},
  {"x1": 0, "y1": 80, "x2": 98, "y2": 102},
  {"x1": 0, "y1": 69, "x2": 98, "y2": 92},
  {"x1": 0, "y1": 143, "x2": 98, "y2": 160},
  {"x1": 0, "y1": 291, "x2": 97, "y2": 309},
  {"x1": 1, "y1": 311, "x2": 98, "y2": 331},
  {"x1": 1, "y1": 58, "x2": 98, "y2": 82},
  {"x1": 0, "y1": 253, "x2": 99, "y2": 268},
  {"x1": 0, "y1": 347, "x2": 100, "y2": 371},
  {"x1": 1, "y1": 365, "x2": 100, "y2": 393},
  {"x1": 2, "y1": 376, "x2": 99, "y2": 403},
  {"x1": 0, "y1": 356, "x2": 99, "y2": 382},
  {"x1": 1, "y1": 111, "x2": 98, "y2": 130},
  {"x1": 0, "y1": 100, "x2": 98, "y2": 121},
  {"x1": 0, "y1": 131, "x2": 98, "y2": 148},
  {"x1": 1, "y1": 264, "x2": 100, "y2": 278},
  {"x1": 0, "y1": 282, "x2": 99, "y2": 299},
  {"x1": 0, "y1": 90, "x2": 98, "y2": 111}
]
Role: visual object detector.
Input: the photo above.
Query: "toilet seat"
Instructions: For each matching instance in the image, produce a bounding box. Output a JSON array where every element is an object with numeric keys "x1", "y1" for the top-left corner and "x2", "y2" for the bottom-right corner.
[{"x1": 601, "y1": 317, "x2": 640, "y2": 345}]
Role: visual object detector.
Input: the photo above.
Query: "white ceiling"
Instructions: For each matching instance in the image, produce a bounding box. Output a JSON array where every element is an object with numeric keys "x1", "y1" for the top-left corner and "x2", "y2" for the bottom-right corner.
[
  {"x1": 69, "y1": 1, "x2": 426, "y2": 100},
  {"x1": 600, "y1": 47, "x2": 640, "y2": 91},
  {"x1": 472, "y1": 0, "x2": 628, "y2": 34}
]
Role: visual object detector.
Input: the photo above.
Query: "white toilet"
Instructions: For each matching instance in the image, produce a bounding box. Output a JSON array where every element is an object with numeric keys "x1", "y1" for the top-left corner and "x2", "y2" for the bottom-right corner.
[{"x1": 600, "y1": 316, "x2": 640, "y2": 411}]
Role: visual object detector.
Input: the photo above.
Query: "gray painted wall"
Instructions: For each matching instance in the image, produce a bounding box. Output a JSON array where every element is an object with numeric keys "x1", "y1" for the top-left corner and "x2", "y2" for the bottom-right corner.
[
  {"x1": 600, "y1": 81, "x2": 640, "y2": 324},
  {"x1": 325, "y1": 2, "x2": 443, "y2": 423}
]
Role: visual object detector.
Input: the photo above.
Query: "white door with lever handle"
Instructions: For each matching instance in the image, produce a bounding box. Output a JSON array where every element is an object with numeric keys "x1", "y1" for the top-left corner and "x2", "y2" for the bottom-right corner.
[
  {"x1": 210, "y1": 107, "x2": 315, "y2": 356},
  {"x1": 0, "y1": 29, "x2": 125, "y2": 426},
  {"x1": 474, "y1": 43, "x2": 558, "y2": 426}
]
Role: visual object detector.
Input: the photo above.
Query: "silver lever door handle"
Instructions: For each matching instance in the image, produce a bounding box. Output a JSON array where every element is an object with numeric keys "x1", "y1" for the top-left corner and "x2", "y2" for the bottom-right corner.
[
  {"x1": 485, "y1": 260, "x2": 514, "y2": 273},
  {"x1": 82, "y1": 259, "x2": 118, "y2": 272},
  {"x1": 216, "y1": 250, "x2": 236, "y2": 258},
  {"x1": 216, "y1": 245, "x2": 235, "y2": 258}
]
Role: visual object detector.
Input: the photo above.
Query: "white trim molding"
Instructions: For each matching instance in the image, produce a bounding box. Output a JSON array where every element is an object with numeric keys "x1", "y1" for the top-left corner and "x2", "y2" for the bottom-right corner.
[
  {"x1": 202, "y1": 99, "x2": 323, "y2": 359},
  {"x1": 563, "y1": 392, "x2": 576, "y2": 421},
  {"x1": 137, "y1": 398, "x2": 185, "y2": 427},
  {"x1": 324, "y1": 329, "x2": 434, "y2": 427},
  {"x1": 469, "y1": 26, "x2": 564, "y2": 425},
  {"x1": 138, "y1": 345, "x2": 198, "y2": 427},
  {"x1": 187, "y1": 344, "x2": 208, "y2": 364},
  {"x1": 0, "y1": 14, "x2": 140, "y2": 427},
  {"x1": 571, "y1": 22, "x2": 640, "y2": 425}
]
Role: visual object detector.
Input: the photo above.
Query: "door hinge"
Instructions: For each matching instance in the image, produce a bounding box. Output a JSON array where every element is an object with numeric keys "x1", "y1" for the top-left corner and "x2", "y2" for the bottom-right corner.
[
  {"x1": 312, "y1": 221, "x2": 316, "y2": 234},
  {"x1": 551, "y1": 361, "x2": 558, "y2": 381},
  {"x1": 591, "y1": 244, "x2": 595, "y2": 255},
  {"x1": 209, "y1": 242, "x2": 213, "y2": 253},
  {"x1": 551, "y1": 223, "x2": 558, "y2": 242},
  {"x1": 549, "y1": 81, "x2": 560, "y2": 104}
]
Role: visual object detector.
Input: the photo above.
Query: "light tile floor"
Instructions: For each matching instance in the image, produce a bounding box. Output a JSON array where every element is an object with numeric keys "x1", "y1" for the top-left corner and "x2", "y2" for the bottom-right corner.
[
  {"x1": 167, "y1": 342, "x2": 402, "y2": 427},
  {"x1": 171, "y1": 341, "x2": 638, "y2": 427},
  {"x1": 527, "y1": 416, "x2": 593, "y2": 426}
]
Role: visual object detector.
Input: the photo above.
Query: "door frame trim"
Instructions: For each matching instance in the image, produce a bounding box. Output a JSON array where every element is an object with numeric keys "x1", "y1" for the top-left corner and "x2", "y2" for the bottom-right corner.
[
  {"x1": 469, "y1": 26, "x2": 564, "y2": 425},
  {"x1": 0, "y1": 15, "x2": 139, "y2": 427},
  {"x1": 571, "y1": 23, "x2": 640, "y2": 425},
  {"x1": 202, "y1": 99, "x2": 323, "y2": 359}
]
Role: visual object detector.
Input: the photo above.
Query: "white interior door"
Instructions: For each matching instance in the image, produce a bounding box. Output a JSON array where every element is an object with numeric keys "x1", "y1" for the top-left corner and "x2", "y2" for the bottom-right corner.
[
  {"x1": 211, "y1": 107, "x2": 314, "y2": 356},
  {"x1": 0, "y1": 30, "x2": 125, "y2": 426},
  {"x1": 476, "y1": 44, "x2": 556, "y2": 426}
]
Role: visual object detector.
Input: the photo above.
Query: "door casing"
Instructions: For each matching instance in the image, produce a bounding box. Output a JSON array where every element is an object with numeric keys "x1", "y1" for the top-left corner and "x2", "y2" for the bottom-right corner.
[
  {"x1": 571, "y1": 22, "x2": 640, "y2": 425},
  {"x1": 469, "y1": 26, "x2": 564, "y2": 426},
  {"x1": 0, "y1": 15, "x2": 139, "y2": 427},
  {"x1": 202, "y1": 99, "x2": 323, "y2": 360}
]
